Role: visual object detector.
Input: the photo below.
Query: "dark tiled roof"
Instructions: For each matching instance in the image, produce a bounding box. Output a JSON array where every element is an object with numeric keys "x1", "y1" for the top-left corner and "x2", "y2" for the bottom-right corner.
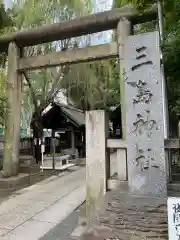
[{"x1": 55, "y1": 103, "x2": 85, "y2": 127}]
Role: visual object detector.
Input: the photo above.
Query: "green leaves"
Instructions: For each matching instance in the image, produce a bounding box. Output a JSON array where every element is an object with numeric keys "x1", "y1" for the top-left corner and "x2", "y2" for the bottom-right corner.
[
  {"x1": 11, "y1": 0, "x2": 92, "y2": 29},
  {"x1": 60, "y1": 58, "x2": 120, "y2": 111},
  {"x1": 0, "y1": 2, "x2": 13, "y2": 31},
  {"x1": 0, "y1": 0, "x2": 93, "y2": 129},
  {"x1": 0, "y1": 68, "x2": 8, "y2": 126}
]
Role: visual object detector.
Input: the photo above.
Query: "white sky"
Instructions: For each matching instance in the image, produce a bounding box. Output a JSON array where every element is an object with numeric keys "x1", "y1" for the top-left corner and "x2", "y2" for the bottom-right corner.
[
  {"x1": 92, "y1": 0, "x2": 113, "y2": 44},
  {"x1": 93, "y1": 0, "x2": 113, "y2": 12},
  {"x1": 4, "y1": 0, "x2": 113, "y2": 10},
  {"x1": 4, "y1": 0, "x2": 113, "y2": 44},
  {"x1": 4, "y1": 0, "x2": 11, "y2": 8}
]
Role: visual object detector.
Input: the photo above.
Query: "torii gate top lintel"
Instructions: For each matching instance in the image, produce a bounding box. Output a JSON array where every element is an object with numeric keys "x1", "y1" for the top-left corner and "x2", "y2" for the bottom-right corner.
[{"x1": 0, "y1": 6, "x2": 157, "y2": 52}]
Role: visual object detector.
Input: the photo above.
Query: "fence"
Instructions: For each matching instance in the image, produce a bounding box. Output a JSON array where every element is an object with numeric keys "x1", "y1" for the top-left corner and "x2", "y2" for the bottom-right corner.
[
  {"x1": 0, "y1": 137, "x2": 33, "y2": 156},
  {"x1": 106, "y1": 138, "x2": 179, "y2": 184}
]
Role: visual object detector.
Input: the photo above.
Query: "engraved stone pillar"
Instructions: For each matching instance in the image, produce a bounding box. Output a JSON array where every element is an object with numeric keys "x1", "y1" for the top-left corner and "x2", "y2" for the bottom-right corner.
[
  {"x1": 86, "y1": 110, "x2": 109, "y2": 224},
  {"x1": 124, "y1": 31, "x2": 167, "y2": 197}
]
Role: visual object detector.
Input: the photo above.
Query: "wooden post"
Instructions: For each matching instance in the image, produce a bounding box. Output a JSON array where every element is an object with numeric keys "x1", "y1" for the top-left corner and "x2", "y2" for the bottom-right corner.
[
  {"x1": 178, "y1": 121, "x2": 180, "y2": 138},
  {"x1": 117, "y1": 19, "x2": 132, "y2": 140},
  {"x1": 71, "y1": 129, "x2": 75, "y2": 158},
  {"x1": 3, "y1": 42, "x2": 22, "y2": 177},
  {"x1": 52, "y1": 130, "x2": 55, "y2": 170}
]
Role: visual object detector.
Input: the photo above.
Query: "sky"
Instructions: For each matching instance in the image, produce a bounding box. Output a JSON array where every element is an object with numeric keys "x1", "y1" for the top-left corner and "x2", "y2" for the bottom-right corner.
[
  {"x1": 4, "y1": 0, "x2": 113, "y2": 11},
  {"x1": 92, "y1": 0, "x2": 113, "y2": 45},
  {"x1": 3, "y1": 0, "x2": 113, "y2": 44},
  {"x1": 4, "y1": 0, "x2": 11, "y2": 8}
]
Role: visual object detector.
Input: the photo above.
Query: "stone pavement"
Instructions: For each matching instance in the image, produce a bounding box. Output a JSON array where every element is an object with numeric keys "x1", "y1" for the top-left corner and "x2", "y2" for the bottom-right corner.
[
  {"x1": 0, "y1": 166, "x2": 85, "y2": 240},
  {"x1": 82, "y1": 183, "x2": 168, "y2": 240},
  {"x1": 40, "y1": 203, "x2": 86, "y2": 240}
]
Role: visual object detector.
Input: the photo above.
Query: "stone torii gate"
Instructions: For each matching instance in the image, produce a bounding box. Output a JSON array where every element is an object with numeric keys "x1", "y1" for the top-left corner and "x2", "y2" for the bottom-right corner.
[{"x1": 0, "y1": 6, "x2": 158, "y2": 183}]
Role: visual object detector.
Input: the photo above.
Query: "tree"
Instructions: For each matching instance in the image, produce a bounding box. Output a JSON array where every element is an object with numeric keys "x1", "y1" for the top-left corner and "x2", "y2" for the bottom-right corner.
[
  {"x1": 0, "y1": 2, "x2": 13, "y2": 32},
  {"x1": 4, "y1": 0, "x2": 92, "y2": 133},
  {"x1": 61, "y1": 59, "x2": 120, "y2": 111},
  {"x1": 1, "y1": 0, "x2": 93, "y2": 172},
  {"x1": 0, "y1": 2, "x2": 13, "y2": 125},
  {"x1": 10, "y1": 0, "x2": 118, "y2": 138},
  {"x1": 2, "y1": 0, "x2": 120, "y2": 170},
  {"x1": 2, "y1": 0, "x2": 118, "y2": 134}
]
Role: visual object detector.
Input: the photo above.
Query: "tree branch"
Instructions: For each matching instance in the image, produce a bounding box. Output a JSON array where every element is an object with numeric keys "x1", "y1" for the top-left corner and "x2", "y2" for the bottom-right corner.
[
  {"x1": 23, "y1": 71, "x2": 38, "y2": 110},
  {"x1": 42, "y1": 69, "x2": 62, "y2": 107},
  {"x1": 45, "y1": 44, "x2": 70, "y2": 103},
  {"x1": 39, "y1": 39, "x2": 75, "y2": 107}
]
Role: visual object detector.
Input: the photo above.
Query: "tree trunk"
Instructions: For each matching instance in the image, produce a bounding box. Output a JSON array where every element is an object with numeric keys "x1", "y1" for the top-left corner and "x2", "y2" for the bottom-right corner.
[
  {"x1": 31, "y1": 112, "x2": 43, "y2": 164},
  {"x1": 33, "y1": 126, "x2": 42, "y2": 164}
]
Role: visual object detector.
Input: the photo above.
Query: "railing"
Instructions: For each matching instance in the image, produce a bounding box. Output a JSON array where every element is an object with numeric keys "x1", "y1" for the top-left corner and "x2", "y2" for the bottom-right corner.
[
  {"x1": 106, "y1": 138, "x2": 180, "y2": 183},
  {"x1": 19, "y1": 137, "x2": 34, "y2": 155},
  {"x1": 106, "y1": 139, "x2": 127, "y2": 181},
  {"x1": 165, "y1": 139, "x2": 180, "y2": 183},
  {"x1": 0, "y1": 137, "x2": 33, "y2": 156}
]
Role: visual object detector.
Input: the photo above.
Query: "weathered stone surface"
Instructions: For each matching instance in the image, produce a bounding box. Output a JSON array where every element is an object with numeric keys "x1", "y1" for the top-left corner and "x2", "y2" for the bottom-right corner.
[
  {"x1": 0, "y1": 168, "x2": 85, "y2": 239},
  {"x1": 82, "y1": 227, "x2": 112, "y2": 240},
  {"x1": 82, "y1": 185, "x2": 168, "y2": 240},
  {"x1": 124, "y1": 31, "x2": 167, "y2": 197},
  {"x1": 85, "y1": 111, "x2": 109, "y2": 223}
]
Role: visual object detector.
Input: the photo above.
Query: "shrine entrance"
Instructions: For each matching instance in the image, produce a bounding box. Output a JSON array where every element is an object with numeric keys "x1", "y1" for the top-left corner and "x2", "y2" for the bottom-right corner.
[{"x1": 0, "y1": 4, "x2": 169, "y2": 198}]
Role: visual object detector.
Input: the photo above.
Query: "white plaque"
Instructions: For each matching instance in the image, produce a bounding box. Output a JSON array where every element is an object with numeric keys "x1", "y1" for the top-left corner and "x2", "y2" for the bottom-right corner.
[
  {"x1": 41, "y1": 145, "x2": 45, "y2": 153},
  {"x1": 168, "y1": 197, "x2": 180, "y2": 240}
]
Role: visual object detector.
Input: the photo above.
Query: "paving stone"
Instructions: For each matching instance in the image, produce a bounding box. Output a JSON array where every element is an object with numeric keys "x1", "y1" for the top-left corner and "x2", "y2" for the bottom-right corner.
[
  {"x1": 0, "y1": 168, "x2": 85, "y2": 236},
  {"x1": 40, "y1": 203, "x2": 86, "y2": 240},
  {"x1": 71, "y1": 225, "x2": 88, "y2": 238},
  {"x1": 81, "y1": 185, "x2": 168, "y2": 240},
  {"x1": 0, "y1": 219, "x2": 56, "y2": 240},
  {"x1": 33, "y1": 185, "x2": 85, "y2": 224},
  {"x1": 0, "y1": 228, "x2": 10, "y2": 237}
]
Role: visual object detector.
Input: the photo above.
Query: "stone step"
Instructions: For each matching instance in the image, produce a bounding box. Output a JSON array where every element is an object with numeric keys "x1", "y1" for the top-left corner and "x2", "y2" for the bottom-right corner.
[
  {"x1": 28, "y1": 172, "x2": 52, "y2": 184},
  {"x1": 106, "y1": 202, "x2": 167, "y2": 213},
  {"x1": 20, "y1": 164, "x2": 40, "y2": 174},
  {"x1": 171, "y1": 173, "x2": 180, "y2": 182},
  {"x1": 75, "y1": 158, "x2": 86, "y2": 166},
  {"x1": 19, "y1": 155, "x2": 36, "y2": 165},
  {"x1": 168, "y1": 183, "x2": 180, "y2": 192},
  {"x1": 0, "y1": 173, "x2": 30, "y2": 189}
]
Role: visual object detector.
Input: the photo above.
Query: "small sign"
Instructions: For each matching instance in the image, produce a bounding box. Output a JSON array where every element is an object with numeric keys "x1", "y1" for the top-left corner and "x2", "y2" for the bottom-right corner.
[
  {"x1": 41, "y1": 145, "x2": 45, "y2": 153},
  {"x1": 168, "y1": 197, "x2": 180, "y2": 239}
]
